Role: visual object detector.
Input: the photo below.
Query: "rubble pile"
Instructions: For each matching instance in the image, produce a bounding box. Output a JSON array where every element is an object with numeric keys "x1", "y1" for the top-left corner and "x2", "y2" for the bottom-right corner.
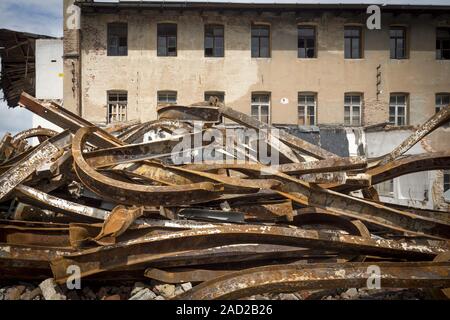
[{"x1": 0, "y1": 92, "x2": 449, "y2": 300}]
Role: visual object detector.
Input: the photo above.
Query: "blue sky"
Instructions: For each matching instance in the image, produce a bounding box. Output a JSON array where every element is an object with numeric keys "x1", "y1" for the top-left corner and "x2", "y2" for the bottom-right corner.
[
  {"x1": 0, "y1": 0, "x2": 62, "y2": 137},
  {"x1": 1, "y1": 0, "x2": 449, "y2": 137}
]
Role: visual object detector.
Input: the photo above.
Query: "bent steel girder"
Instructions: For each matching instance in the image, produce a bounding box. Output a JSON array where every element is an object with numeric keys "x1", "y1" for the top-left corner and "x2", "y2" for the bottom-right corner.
[
  {"x1": 72, "y1": 127, "x2": 224, "y2": 206},
  {"x1": 121, "y1": 119, "x2": 192, "y2": 144},
  {"x1": 49, "y1": 224, "x2": 448, "y2": 283},
  {"x1": 378, "y1": 105, "x2": 450, "y2": 166},
  {"x1": 176, "y1": 261, "x2": 450, "y2": 300},
  {"x1": 278, "y1": 181, "x2": 450, "y2": 240},
  {"x1": 188, "y1": 161, "x2": 450, "y2": 239},
  {"x1": 11, "y1": 127, "x2": 58, "y2": 145},
  {"x1": 219, "y1": 105, "x2": 336, "y2": 160},
  {"x1": 14, "y1": 184, "x2": 109, "y2": 221},
  {"x1": 0, "y1": 131, "x2": 72, "y2": 202},
  {"x1": 158, "y1": 105, "x2": 221, "y2": 123},
  {"x1": 327, "y1": 152, "x2": 450, "y2": 193},
  {"x1": 84, "y1": 132, "x2": 202, "y2": 168},
  {"x1": 279, "y1": 156, "x2": 367, "y2": 174},
  {"x1": 18, "y1": 93, "x2": 123, "y2": 148}
]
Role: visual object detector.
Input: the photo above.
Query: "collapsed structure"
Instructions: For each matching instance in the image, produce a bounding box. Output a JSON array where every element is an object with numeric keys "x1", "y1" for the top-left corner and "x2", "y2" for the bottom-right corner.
[{"x1": 0, "y1": 92, "x2": 449, "y2": 299}]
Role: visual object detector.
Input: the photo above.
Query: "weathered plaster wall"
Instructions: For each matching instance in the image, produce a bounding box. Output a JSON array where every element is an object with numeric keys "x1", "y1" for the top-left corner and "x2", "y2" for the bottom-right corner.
[{"x1": 77, "y1": 10, "x2": 450, "y2": 125}]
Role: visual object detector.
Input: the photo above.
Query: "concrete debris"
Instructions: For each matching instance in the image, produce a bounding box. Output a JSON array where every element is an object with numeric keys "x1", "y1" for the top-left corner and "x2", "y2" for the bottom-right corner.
[
  {"x1": 181, "y1": 283, "x2": 193, "y2": 292},
  {"x1": 153, "y1": 284, "x2": 176, "y2": 299},
  {"x1": 129, "y1": 288, "x2": 157, "y2": 300},
  {"x1": 0, "y1": 93, "x2": 448, "y2": 300},
  {"x1": 39, "y1": 278, "x2": 67, "y2": 301}
]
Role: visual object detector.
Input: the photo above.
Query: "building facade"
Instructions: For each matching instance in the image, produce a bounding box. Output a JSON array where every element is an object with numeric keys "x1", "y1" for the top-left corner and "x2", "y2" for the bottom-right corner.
[{"x1": 63, "y1": 0, "x2": 450, "y2": 209}]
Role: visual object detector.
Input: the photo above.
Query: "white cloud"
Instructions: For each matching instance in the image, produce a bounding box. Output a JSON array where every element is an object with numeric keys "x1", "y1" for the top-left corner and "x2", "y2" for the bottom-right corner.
[{"x1": 0, "y1": 0, "x2": 63, "y2": 37}]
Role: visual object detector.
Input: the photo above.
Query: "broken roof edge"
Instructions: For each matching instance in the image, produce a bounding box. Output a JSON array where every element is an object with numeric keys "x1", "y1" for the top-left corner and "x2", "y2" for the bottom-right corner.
[
  {"x1": 0, "y1": 29, "x2": 56, "y2": 41},
  {"x1": 76, "y1": 1, "x2": 450, "y2": 11},
  {"x1": 0, "y1": 29, "x2": 56, "y2": 109}
]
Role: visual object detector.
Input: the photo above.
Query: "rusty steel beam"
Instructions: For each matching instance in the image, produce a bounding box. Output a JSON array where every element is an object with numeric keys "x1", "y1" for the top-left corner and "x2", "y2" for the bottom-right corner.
[
  {"x1": 14, "y1": 184, "x2": 109, "y2": 221},
  {"x1": 145, "y1": 267, "x2": 230, "y2": 284},
  {"x1": 50, "y1": 224, "x2": 448, "y2": 283},
  {"x1": 279, "y1": 156, "x2": 367, "y2": 174},
  {"x1": 177, "y1": 261, "x2": 450, "y2": 300},
  {"x1": 219, "y1": 105, "x2": 337, "y2": 160},
  {"x1": 18, "y1": 93, "x2": 123, "y2": 148},
  {"x1": 72, "y1": 127, "x2": 225, "y2": 206},
  {"x1": 158, "y1": 104, "x2": 221, "y2": 123},
  {"x1": 329, "y1": 152, "x2": 450, "y2": 193},
  {"x1": 187, "y1": 161, "x2": 450, "y2": 239},
  {"x1": 378, "y1": 105, "x2": 450, "y2": 166},
  {"x1": 11, "y1": 127, "x2": 58, "y2": 145},
  {"x1": 0, "y1": 131, "x2": 71, "y2": 202}
]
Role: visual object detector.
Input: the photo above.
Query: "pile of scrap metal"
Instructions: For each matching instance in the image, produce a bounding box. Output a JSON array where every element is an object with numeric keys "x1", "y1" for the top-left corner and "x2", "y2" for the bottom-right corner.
[{"x1": 0, "y1": 92, "x2": 449, "y2": 300}]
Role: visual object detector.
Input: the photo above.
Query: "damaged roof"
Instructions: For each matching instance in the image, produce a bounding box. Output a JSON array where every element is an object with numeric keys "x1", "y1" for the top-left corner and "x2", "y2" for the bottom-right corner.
[{"x1": 0, "y1": 29, "x2": 54, "y2": 108}]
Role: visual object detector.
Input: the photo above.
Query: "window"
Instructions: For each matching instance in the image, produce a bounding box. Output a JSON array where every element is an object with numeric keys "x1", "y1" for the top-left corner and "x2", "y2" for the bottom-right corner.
[
  {"x1": 390, "y1": 27, "x2": 407, "y2": 59},
  {"x1": 107, "y1": 23, "x2": 128, "y2": 56},
  {"x1": 158, "y1": 91, "x2": 177, "y2": 105},
  {"x1": 436, "y1": 93, "x2": 450, "y2": 113},
  {"x1": 344, "y1": 26, "x2": 362, "y2": 59},
  {"x1": 436, "y1": 27, "x2": 450, "y2": 60},
  {"x1": 376, "y1": 180, "x2": 394, "y2": 197},
  {"x1": 298, "y1": 93, "x2": 316, "y2": 125},
  {"x1": 107, "y1": 91, "x2": 127, "y2": 123},
  {"x1": 389, "y1": 94, "x2": 408, "y2": 126},
  {"x1": 444, "y1": 170, "x2": 450, "y2": 195},
  {"x1": 298, "y1": 26, "x2": 316, "y2": 58},
  {"x1": 251, "y1": 93, "x2": 270, "y2": 124},
  {"x1": 344, "y1": 94, "x2": 362, "y2": 126},
  {"x1": 251, "y1": 25, "x2": 270, "y2": 58},
  {"x1": 157, "y1": 24, "x2": 177, "y2": 57},
  {"x1": 205, "y1": 92, "x2": 225, "y2": 103},
  {"x1": 205, "y1": 25, "x2": 224, "y2": 57}
]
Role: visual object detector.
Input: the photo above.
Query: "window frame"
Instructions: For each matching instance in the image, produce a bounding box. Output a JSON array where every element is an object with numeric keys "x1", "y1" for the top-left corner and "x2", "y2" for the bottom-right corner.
[
  {"x1": 157, "y1": 23, "x2": 178, "y2": 57},
  {"x1": 251, "y1": 24, "x2": 271, "y2": 58},
  {"x1": 251, "y1": 93, "x2": 271, "y2": 124},
  {"x1": 107, "y1": 23, "x2": 128, "y2": 57},
  {"x1": 344, "y1": 26, "x2": 363, "y2": 59},
  {"x1": 444, "y1": 170, "x2": 450, "y2": 195},
  {"x1": 390, "y1": 26, "x2": 408, "y2": 59},
  {"x1": 298, "y1": 93, "x2": 317, "y2": 126},
  {"x1": 389, "y1": 93, "x2": 409, "y2": 126},
  {"x1": 157, "y1": 91, "x2": 178, "y2": 105},
  {"x1": 436, "y1": 93, "x2": 450, "y2": 113},
  {"x1": 344, "y1": 93, "x2": 363, "y2": 126},
  {"x1": 297, "y1": 25, "x2": 317, "y2": 59},
  {"x1": 204, "y1": 24, "x2": 225, "y2": 58},
  {"x1": 107, "y1": 91, "x2": 128, "y2": 124},
  {"x1": 436, "y1": 27, "x2": 450, "y2": 60}
]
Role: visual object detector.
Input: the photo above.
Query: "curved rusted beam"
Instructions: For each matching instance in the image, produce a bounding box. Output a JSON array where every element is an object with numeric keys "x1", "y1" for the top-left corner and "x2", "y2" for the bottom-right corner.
[
  {"x1": 378, "y1": 105, "x2": 450, "y2": 166},
  {"x1": 72, "y1": 127, "x2": 224, "y2": 206},
  {"x1": 50, "y1": 224, "x2": 448, "y2": 283},
  {"x1": 328, "y1": 152, "x2": 450, "y2": 193},
  {"x1": 176, "y1": 261, "x2": 450, "y2": 300},
  {"x1": 11, "y1": 127, "x2": 58, "y2": 145},
  {"x1": 158, "y1": 105, "x2": 221, "y2": 123}
]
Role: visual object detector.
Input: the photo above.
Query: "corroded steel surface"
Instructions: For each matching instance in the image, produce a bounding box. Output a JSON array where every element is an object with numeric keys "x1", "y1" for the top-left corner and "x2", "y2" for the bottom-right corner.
[{"x1": 0, "y1": 93, "x2": 447, "y2": 299}]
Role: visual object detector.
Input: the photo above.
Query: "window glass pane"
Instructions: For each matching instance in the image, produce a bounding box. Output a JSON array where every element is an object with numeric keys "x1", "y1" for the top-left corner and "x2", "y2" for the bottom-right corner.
[
  {"x1": 352, "y1": 39, "x2": 360, "y2": 58},
  {"x1": 251, "y1": 37, "x2": 259, "y2": 57},
  {"x1": 345, "y1": 38, "x2": 351, "y2": 58},
  {"x1": 205, "y1": 37, "x2": 213, "y2": 49},
  {"x1": 260, "y1": 37, "x2": 269, "y2": 57},
  {"x1": 251, "y1": 105, "x2": 259, "y2": 117}
]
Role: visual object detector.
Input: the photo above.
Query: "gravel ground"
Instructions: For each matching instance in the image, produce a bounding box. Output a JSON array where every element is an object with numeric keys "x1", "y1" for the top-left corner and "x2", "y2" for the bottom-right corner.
[{"x1": 0, "y1": 280, "x2": 431, "y2": 300}]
